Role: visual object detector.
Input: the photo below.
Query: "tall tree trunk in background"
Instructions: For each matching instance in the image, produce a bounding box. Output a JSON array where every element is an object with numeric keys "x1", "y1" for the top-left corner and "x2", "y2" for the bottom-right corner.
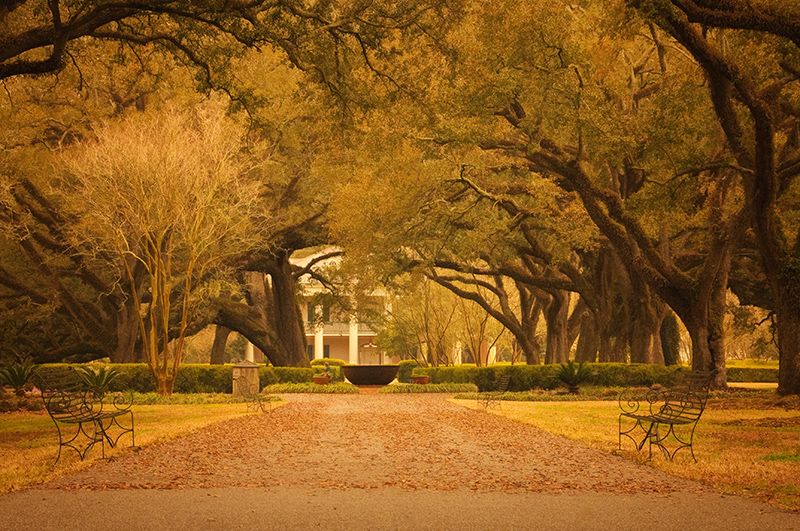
[
  {"x1": 518, "y1": 285, "x2": 543, "y2": 364},
  {"x1": 566, "y1": 296, "x2": 588, "y2": 355},
  {"x1": 660, "y1": 311, "x2": 682, "y2": 365},
  {"x1": 629, "y1": 279, "x2": 666, "y2": 365},
  {"x1": 595, "y1": 246, "x2": 632, "y2": 363},
  {"x1": 629, "y1": 0, "x2": 798, "y2": 392},
  {"x1": 543, "y1": 289, "x2": 570, "y2": 364},
  {"x1": 210, "y1": 325, "x2": 232, "y2": 365},
  {"x1": 670, "y1": 254, "x2": 731, "y2": 388},
  {"x1": 574, "y1": 310, "x2": 600, "y2": 362}
]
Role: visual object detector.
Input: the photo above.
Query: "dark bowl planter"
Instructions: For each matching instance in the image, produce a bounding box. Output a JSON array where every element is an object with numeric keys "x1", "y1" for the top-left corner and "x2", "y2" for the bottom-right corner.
[
  {"x1": 411, "y1": 375, "x2": 429, "y2": 385},
  {"x1": 342, "y1": 365, "x2": 399, "y2": 386}
]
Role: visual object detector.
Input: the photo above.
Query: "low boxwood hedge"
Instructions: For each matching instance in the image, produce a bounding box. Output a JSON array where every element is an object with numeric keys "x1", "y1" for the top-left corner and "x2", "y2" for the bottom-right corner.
[
  {"x1": 414, "y1": 363, "x2": 685, "y2": 392},
  {"x1": 379, "y1": 383, "x2": 478, "y2": 393},
  {"x1": 35, "y1": 363, "x2": 315, "y2": 393},
  {"x1": 726, "y1": 367, "x2": 779, "y2": 383},
  {"x1": 397, "y1": 360, "x2": 421, "y2": 383},
  {"x1": 31, "y1": 361, "x2": 779, "y2": 394},
  {"x1": 310, "y1": 358, "x2": 347, "y2": 366},
  {"x1": 261, "y1": 382, "x2": 359, "y2": 394}
]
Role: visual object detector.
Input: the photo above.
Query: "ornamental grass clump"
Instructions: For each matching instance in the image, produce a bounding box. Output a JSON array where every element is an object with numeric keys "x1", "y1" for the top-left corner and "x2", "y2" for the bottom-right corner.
[
  {"x1": 75, "y1": 365, "x2": 122, "y2": 398},
  {"x1": 556, "y1": 360, "x2": 593, "y2": 394},
  {"x1": 0, "y1": 363, "x2": 37, "y2": 397}
]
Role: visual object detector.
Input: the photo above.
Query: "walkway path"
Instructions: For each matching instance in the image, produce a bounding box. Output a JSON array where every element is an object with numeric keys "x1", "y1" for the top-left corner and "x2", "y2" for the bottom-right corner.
[{"x1": 1, "y1": 394, "x2": 798, "y2": 530}]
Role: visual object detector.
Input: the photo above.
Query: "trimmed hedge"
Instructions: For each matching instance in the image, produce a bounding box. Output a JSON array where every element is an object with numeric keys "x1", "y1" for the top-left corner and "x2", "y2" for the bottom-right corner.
[
  {"x1": 726, "y1": 367, "x2": 779, "y2": 383},
  {"x1": 259, "y1": 366, "x2": 315, "y2": 387},
  {"x1": 261, "y1": 382, "x2": 359, "y2": 394},
  {"x1": 414, "y1": 363, "x2": 684, "y2": 392},
  {"x1": 310, "y1": 358, "x2": 348, "y2": 366},
  {"x1": 397, "y1": 360, "x2": 422, "y2": 383},
  {"x1": 379, "y1": 383, "x2": 478, "y2": 393},
  {"x1": 174, "y1": 364, "x2": 233, "y2": 393},
  {"x1": 32, "y1": 362, "x2": 779, "y2": 394},
  {"x1": 36, "y1": 363, "x2": 315, "y2": 394}
]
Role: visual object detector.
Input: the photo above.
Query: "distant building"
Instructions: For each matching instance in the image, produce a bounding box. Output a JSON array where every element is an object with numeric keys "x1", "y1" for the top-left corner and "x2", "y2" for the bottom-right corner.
[{"x1": 292, "y1": 247, "x2": 389, "y2": 364}]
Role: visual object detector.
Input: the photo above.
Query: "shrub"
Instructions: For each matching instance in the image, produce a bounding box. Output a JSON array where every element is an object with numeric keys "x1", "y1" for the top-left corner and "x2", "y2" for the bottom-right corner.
[
  {"x1": 397, "y1": 360, "x2": 421, "y2": 383},
  {"x1": 262, "y1": 382, "x2": 359, "y2": 394},
  {"x1": 35, "y1": 364, "x2": 315, "y2": 394},
  {"x1": 555, "y1": 361, "x2": 593, "y2": 391},
  {"x1": 583, "y1": 363, "x2": 680, "y2": 387},
  {"x1": 263, "y1": 367, "x2": 314, "y2": 386},
  {"x1": 174, "y1": 364, "x2": 234, "y2": 393},
  {"x1": 74, "y1": 365, "x2": 123, "y2": 397},
  {"x1": 414, "y1": 363, "x2": 684, "y2": 391},
  {"x1": 0, "y1": 387, "x2": 44, "y2": 412},
  {"x1": 0, "y1": 363, "x2": 38, "y2": 396},
  {"x1": 453, "y1": 388, "x2": 622, "y2": 402},
  {"x1": 379, "y1": 383, "x2": 478, "y2": 393},
  {"x1": 109, "y1": 364, "x2": 157, "y2": 393},
  {"x1": 130, "y1": 392, "x2": 241, "y2": 405},
  {"x1": 310, "y1": 358, "x2": 347, "y2": 366},
  {"x1": 726, "y1": 367, "x2": 779, "y2": 383}
]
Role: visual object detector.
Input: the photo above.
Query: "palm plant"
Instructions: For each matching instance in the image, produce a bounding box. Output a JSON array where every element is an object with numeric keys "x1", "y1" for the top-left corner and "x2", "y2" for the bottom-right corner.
[
  {"x1": 75, "y1": 365, "x2": 122, "y2": 398},
  {"x1": 0, "y1": 363, "x2": 38, "y2": 397},
  {"x1": 556, "y1": 360, "x2": 593, "y2": 394}
]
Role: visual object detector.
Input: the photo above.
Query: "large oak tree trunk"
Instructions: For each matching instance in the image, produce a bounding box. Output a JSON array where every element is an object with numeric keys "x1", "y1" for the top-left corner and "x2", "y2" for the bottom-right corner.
[
  {"x1": 264, "y1": 254, "x2": 308, "y2": 366},
  {"x1": 213, "y1": 253, "x2": 310, "y2": 367},
  {"x1": 112, "y1": 293, "x2": 141, "y2": 363},
  {"x1": 673, "y1": 260, "x2": 730, "y2": 389},
  {"x1": 775, "y1": 298, "x2": 800, "y2": 395},
  {"x1": 210, "y1": 325, "x2": 232, "y2": 365},
  {"x1": 629, "y1": 281, "x2": 666, "y2": 365}
]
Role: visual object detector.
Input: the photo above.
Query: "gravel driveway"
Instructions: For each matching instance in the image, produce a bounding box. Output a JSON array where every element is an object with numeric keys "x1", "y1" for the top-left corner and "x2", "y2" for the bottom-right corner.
[
  {"x1": 2, "y1": 393, "x2": 798, "y2": 530},
  {"x1": 43, "y1": 393, "x2": 705, "y2": 494}
]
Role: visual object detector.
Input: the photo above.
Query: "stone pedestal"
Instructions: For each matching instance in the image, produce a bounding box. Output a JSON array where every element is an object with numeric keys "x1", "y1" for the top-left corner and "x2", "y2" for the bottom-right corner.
[{"x1": 232, "y1": 360, "x2": 260, "y2": 397}]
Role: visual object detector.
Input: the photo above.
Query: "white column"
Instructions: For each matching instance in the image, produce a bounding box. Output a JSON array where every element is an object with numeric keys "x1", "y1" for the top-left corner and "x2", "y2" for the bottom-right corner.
[
  {"x1": 245, "y1": 342, "x2": 255, "y2": 363},
  {"x1": 314, "y1": 327, "x2": 324, "y2": 360},
  {"x1": 314, "y1": 304, "x2": 324, "y2": 360},
  {"x1": 349, "y1": 316, "x2": 359, "y2": 365}
]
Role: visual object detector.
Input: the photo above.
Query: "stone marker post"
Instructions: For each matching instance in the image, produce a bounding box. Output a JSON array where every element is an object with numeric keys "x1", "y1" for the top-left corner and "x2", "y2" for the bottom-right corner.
[{"x1": 233, "y1": 359, "x2": 260, "y2": 398}]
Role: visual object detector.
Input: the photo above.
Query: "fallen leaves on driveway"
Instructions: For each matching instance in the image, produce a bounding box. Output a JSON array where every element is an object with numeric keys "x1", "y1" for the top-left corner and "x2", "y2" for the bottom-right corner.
[{"x1": 43, "y1": 394, "x2": 708, "y2": 495}]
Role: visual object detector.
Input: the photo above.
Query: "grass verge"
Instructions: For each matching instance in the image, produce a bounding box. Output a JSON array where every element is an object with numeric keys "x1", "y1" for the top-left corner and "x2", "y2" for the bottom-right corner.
[
  {"x1": 452, "y1": 394, "x2": 800, "y2": 512},
  {"x1": 0, "y1": 401, "x2": 256, "y2": 495}
]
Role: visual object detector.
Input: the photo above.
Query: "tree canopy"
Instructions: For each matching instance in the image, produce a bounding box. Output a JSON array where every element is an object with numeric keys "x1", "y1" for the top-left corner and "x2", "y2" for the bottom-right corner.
[{"x1": 2, "y1": 0, "x2": 799, "y2": 395}]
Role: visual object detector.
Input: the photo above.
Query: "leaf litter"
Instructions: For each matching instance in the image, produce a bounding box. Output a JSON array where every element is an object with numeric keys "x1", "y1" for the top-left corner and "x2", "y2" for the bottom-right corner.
[{"x1": 41, "y1": 394, "x2": 708, "y2": 495}]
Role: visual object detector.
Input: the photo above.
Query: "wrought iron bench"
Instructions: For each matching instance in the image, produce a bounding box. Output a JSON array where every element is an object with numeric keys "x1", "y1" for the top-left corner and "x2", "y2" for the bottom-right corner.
[
  {"x1": 233, "y1": 376, "x2": 272, "y2": 413},
  {"x1": 34, "y1": 367, "x2": 136, "y2": 465},
  {"x1": 478, "y1": 373, "x2": 511, "y2": 410},
  {"x1": 617, "y1": 370, "x2": 714, "y2": 462}
]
